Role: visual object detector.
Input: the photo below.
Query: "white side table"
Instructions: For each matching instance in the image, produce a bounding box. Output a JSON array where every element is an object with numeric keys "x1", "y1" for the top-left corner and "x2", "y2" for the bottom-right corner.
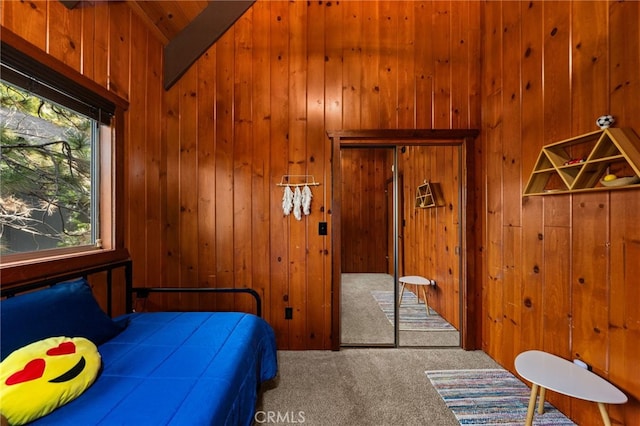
[
  {"x1": 398, "y1": 276, "x2": 434, "y2": 316},
  {"x1": 515, "y1": 350, "x2": 627, "y2": 426}
]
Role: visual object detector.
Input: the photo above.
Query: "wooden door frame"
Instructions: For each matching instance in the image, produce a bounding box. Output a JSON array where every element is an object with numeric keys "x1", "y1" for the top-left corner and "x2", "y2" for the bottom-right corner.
[{"x1": 327, "y1": 129, "x2": 481, "y2": 351}]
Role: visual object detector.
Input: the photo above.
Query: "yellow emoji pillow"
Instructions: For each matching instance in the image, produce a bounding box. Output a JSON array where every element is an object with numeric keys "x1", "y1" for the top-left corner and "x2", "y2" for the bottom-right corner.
[{"x1": 0, "y1": 337, "x2": 101, "y2": 425}]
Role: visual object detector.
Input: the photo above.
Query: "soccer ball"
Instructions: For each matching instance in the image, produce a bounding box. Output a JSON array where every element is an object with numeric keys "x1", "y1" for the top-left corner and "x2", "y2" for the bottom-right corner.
[{"x1": 596, "y1": 115, "x2": 614, "y2": 129}]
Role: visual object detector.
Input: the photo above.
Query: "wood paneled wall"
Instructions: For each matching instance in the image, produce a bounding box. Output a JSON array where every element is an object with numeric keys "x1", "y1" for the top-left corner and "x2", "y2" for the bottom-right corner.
[
  {"x1": 1, "y1": 0, "x2": 480, "y2": 350},
  {"x1": 399, "y1": 145, "x2": 461, "y2": 329},
  {"x1": 481, "y1": 1, "x2": 640, "y2": 424},
  {"x1": 138, "y1": 0, "x2": 481, "y2": 351},
  {"x1": 5, "y1": 1, "x2": 639, "y2": 424},
  {"x1": 0, "y1": 0, "x2": 162, "y2": 317},
  {"x1": 340, "y1": 148, "x2": 392, "y2": 273}
]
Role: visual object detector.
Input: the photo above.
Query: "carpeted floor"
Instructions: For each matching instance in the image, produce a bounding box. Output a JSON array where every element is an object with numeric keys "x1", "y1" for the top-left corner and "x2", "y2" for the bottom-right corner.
[
  {"x1": 372, "y1": 290, "x2": 456, "y2": 331},
  {"x1": 258, "y1": 348, "x2": 501, "y2": 425},
  {"x1": 426, "y1": 369, "x2": 576, "y2": 425},
  {"x1": 341, "y1": 273, "x2": 460, "y2": 346}
]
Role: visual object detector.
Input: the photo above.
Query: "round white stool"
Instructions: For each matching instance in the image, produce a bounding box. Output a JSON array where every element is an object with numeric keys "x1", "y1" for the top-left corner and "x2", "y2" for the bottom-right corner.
[{"x1": 398, "y1": 275, "x2": 435, "y2": 316}]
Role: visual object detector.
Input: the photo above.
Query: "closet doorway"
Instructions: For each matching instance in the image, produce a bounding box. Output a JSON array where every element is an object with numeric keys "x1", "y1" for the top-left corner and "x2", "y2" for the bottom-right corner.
[
  {"x1": 339, "y1": 146, "x2": 396, "y2": 346},
  {"x1": 328, "y1": 130, "x2": 480, "y2": 350}
]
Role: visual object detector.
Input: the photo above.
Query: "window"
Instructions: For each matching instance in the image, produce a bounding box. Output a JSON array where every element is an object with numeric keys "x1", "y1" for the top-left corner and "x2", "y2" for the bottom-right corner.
[
  {"x1": 1, "y1": 81, "x2": 99, "y2": 255},
  {"x1": 0, "y1": 40, "x2": 116, "y2": 261}
]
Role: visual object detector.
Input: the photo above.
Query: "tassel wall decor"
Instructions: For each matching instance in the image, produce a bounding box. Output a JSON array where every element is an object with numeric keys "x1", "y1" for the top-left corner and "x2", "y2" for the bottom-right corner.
[
  {"x1": 282, "y1": 185, "x2": 294, "y2": 216},
  {"x1": 293, "y1": 186, "x2": 303, "y2": 220},
  {"x1": 301, "y1": 185, "x2": 312, "y2": 216},
  {"x1": 277, "y1": 175, "x2": 320, "y2": 219}
]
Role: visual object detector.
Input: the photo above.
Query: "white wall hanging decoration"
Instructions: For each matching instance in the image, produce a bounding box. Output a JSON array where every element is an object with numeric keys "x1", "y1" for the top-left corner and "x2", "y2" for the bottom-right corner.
[
  {"x1": 276, "y1": 175, "x2": 321, "y2": 220},
  {"x1": 301, "y1": 185, "x2": 312, "y2": 215},
  {"x1": 292, "y1": 186, "x2": 303, "y2": 220},
  {"x1": 282, "y1": 185, "x2": 294, "y2": 216}
]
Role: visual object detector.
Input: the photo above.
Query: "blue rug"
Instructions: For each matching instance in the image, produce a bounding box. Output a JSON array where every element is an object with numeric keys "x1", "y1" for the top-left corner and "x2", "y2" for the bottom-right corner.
[
  {"x1": 371, "y1": 290, "x2": 456, "y2": 331},
  {"x1": 425, "y1": 369, "x2": 576, "y2": 425}
]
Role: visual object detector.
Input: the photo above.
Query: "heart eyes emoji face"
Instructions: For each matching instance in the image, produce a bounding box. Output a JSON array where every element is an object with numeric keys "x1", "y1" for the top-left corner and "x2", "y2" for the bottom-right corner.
[
  {"x1": 5, "y1": 341, "x2": 83, "y2": 386},
  {"x1": 5, "y1": 358, "x2": 46, "y2": 386},
  {"x1": 0, "y1": 337, "x2": 101, "y2": 425}
]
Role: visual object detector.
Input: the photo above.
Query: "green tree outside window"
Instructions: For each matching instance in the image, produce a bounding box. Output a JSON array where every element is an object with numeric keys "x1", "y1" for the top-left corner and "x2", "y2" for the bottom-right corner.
[{"x1": 0, "y1": 81, "x2": 97, "y2": 255}]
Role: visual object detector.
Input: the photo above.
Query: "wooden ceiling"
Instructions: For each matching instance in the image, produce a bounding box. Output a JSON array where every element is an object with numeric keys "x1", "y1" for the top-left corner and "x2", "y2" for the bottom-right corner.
[
  {"x1": 126, "y1": 0, "x2": 212, "y2": 44},
  {"x1": 58, "y1": 1, "x2": 254, "y2": 88},
  {"x1": 122, "y1": 1, "x2": 255, "y2": 89}
]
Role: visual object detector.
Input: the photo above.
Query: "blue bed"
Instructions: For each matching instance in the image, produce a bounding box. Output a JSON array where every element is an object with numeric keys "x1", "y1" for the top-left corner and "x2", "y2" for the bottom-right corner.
[{"x1": 0, "y1": 260, "x2": 277, "y2": 426}]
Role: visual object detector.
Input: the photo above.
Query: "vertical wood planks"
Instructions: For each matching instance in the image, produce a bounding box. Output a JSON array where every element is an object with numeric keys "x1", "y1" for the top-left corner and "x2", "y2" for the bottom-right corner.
[
  {"x1": 481, "y1": 0, "x2": 505, "y2": 358},
  {"x1": 340, "y1": 149, "x2": 390, "y2": 273},
  {"x1": 501, "y1": 1, "x2": 522, "y2": 229},
  {"x1": 47, "y1": 1, "x2": 82, "y2": 72},
  {"x1": 107, "y1": 3, "x2": 130, "y2": 100},
  {"x1": 342, "y1": 1, "x2": 362, "y2": 129},
  {"x1": 8, "y1": 6, "x2": 640, "y2": 422},
  {"x1": 397, "y1": 145, "x2": 460, "y2": 329},
  {"x1": 1, "y1": 0, "x2": 48, "y2": 50},
  {"x1": 500, "y1": 1, "x2": 522, "y2": 370},
  {"x1": 268, "y1": 0, "x2": 290, "y2": 349},
  {"x1": 80, "y1": 3, "x2": 96, "y2": 79},
  {"x1": 482, "y1": 1, "x2": 640, "y2": 422},
  {"x1": 608, "y1": 0, "x2": 640, "y2": 407},
  {"x1": 449, "y1": 0, "x2": 468, "y2": 129},
  {"x1": 214, "y1": 28, "x2": 235, "y2": 309},
  {"x1": 305, "y1": 0, "x2": 328, "y2": 349},
  {"x1": 414, "y1": 1, "x2": 434, "y2": 128},
  {"x1": 360, "y1": 3, "x2": 380, "y2": 129},
  {"x1": 569, "y1": 8, "x2": 609, "y2": 425},
  {"x1": 378, "y1": 0, "x2": 398, "y2": 128},
  {"x1": 397, "y1": 1, "x2": 415, "y2": 128},
  {"x1": 432, "y1": 0, "x2": 451, "y2": 128},
  {"x1": 196, "y1": 50, "x2": 218, "y2": 309},
  {"x1": 126, "y1": 21, "x2": 148, "y2": 290},
  {"x1": 570, "y1": 195, "x2": 610, "y2": 423},
  {"x1": 178, "y1": 67, "x2": 200, "y2": 310},
  {"x1": 164, "y1": 64, "x2": 181, "y2": 309},
  {"x1": 196, "y1": 49, "x2": 218, "y2": 310},
  {"x1": 540, "y1": 224, "x2": 572, "y2": 415},
  {"x1": 287, "y1": 0, "x2": 308, "y2": 349},
  {"x1": 466, "y1": 1, "x2": 481, "y2": 130},
  {"x1": 571, "y1": 1, "x2": 608, "y2": 134},
  {"x1": 540, "y1": 3, "x2": 571, "y2": 389},
  {"x1": 145, "y1": 33, "x2": 165, "y2": 296},
  {"x1": 323, "y1": 2, "x2": 343, "y2": 347},
  {"x1": 251, "y1": 0, "x2": 271, "y2": 322},
  {"x1": 519, "y1": 0, "x2": 543, "y2": 356},
  {"x1": 233, "y1": 11, "x2": 254, "y2": 314},
  {"x1": 92, "y1": 3, "x2": 110, "y2": 89},
  {"x1": 609, "y1": 194, "x2": 640, "y2": 401}
]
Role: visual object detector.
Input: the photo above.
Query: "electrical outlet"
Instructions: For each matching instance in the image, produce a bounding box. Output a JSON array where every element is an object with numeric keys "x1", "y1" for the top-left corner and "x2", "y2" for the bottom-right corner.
[
  {"x1": 285, "y1": 307, "x2": 293, "y2": 319},
  {"x1": 318, "y1": 222, "x2": 327, "y2": 236}
]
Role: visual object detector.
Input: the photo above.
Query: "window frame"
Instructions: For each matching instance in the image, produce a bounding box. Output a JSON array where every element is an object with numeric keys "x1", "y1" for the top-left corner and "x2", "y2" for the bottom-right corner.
[
  {"x1": 0, "y1": 27, "x2": 130, "y2": 283},
  {"x1": 0, "y1": 81, "x2": 103, "y2": 258}
]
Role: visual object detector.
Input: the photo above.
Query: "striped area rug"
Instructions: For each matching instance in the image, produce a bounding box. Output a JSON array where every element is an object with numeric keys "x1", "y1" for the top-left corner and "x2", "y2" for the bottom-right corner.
[
  {"x1": 425, "y1": 369, "x2": 576, "y2": 425},
  {"x1": 371, "y1": 290, "x2": 456, "y2": 331}
]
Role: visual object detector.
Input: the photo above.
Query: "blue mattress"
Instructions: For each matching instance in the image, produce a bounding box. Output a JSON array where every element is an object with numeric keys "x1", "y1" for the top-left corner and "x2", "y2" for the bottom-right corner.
[{"x1": 32, "y1": 311, "x2": 278, "y2": 425}]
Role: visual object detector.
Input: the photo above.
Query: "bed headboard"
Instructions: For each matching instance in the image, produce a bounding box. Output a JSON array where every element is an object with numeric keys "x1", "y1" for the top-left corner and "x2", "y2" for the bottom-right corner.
[
  {"x1": 0, "y1": 259, "x2": 132, "y2": 317},
  {"x1": 1, "y1": 259, "x2": 263, "y2": 317}
]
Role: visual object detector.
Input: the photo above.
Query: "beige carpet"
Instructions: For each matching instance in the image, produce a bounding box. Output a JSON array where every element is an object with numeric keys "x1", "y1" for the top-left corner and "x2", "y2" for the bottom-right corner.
[
  {"x1": 257, "y1": 348, "x2": 501, "y2": 425},
  {"x1": 340, "y1": 273, "x2": 459, "y2": 347}
]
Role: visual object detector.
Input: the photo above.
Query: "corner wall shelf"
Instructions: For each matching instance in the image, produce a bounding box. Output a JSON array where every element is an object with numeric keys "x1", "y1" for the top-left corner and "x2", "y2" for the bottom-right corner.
[
  {"x1": 523, "y1": 127, "x2": 640, "y2": 196},
  {"x1": 415, "y1": 181, "x2": 444, "y2": 208}
]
